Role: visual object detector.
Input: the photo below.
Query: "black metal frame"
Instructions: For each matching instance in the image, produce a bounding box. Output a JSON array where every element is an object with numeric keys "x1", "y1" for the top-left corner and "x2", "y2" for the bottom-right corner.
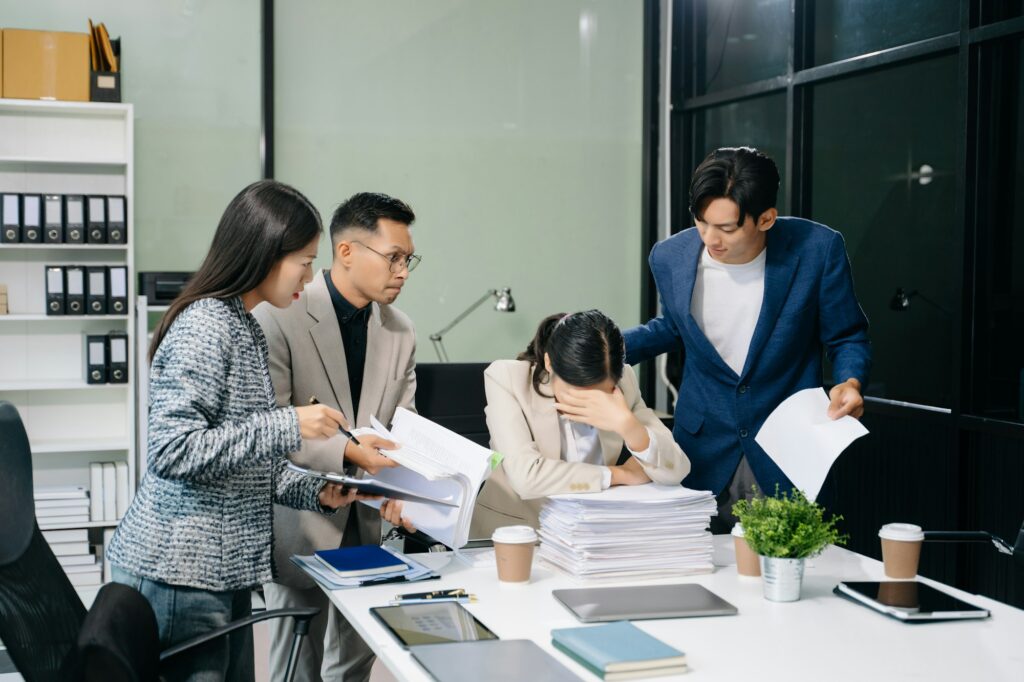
[
  {"x1": 639, "y1": 0, "x2": 662, "y2": 399},
  {"x1": 260, "y1": 0, "x2": 274, "y2": 179},
  {"x1": 662, "y1": 0, "x2": 1024, "y2": 440}
]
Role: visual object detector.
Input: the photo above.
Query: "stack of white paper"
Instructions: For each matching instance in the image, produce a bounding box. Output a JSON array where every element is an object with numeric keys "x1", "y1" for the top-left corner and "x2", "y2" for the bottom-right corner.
[
  {"x1": 42, "y1": 528, "x2": 102, "y2": 587},
  {"x1": 538, "y1": 484, "x2": 717, "y2": 581},
  {"x1": 290, "y1": 546, "x2": 439, "y2": 591},
  {"x1": 35, "y1": 485, "x2": 90, "y2": 528},
  {"x1": 355, "y1": 408, "x2": 493, "y2": 550}
]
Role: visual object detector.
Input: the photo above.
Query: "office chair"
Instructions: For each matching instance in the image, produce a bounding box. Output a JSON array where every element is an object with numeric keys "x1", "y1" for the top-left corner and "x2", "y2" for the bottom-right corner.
[{"x1": 0, "y1": 400, "x2": 318, "y2": 681}]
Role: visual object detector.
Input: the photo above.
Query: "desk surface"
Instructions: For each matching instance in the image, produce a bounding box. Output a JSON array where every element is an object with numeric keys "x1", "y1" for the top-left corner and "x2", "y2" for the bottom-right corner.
[{"x1": 322, "y1": 536, "x2": 1024, "y2": 681}]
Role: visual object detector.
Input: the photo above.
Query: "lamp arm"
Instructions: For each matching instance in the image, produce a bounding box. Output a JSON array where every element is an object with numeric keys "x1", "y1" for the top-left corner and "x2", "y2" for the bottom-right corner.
[
  {"x1": 924, "y1": 530, "x2": 1014, "y2": 555},
  {"x1": 428, "y1": 289, "x2": 497, "y2": 341}
]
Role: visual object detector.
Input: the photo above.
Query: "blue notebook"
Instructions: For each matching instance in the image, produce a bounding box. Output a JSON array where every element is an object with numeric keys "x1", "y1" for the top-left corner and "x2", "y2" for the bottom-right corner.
[
  {"x1": 550, "y1": 621, "x2": 686, "y2": 677},
  {"x1": 313, "y1": 545, "x2": 408, "y2": 578}
]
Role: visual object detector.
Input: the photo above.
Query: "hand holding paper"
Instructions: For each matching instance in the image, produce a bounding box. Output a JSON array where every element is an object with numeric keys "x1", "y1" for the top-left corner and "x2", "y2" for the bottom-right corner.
[{"x1": 755, "y1": 387, "x2": 869, "y2": 501}]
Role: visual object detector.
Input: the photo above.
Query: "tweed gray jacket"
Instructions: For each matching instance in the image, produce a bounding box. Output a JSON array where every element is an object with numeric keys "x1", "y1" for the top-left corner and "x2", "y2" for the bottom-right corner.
[{"x1": 106, "y1": 297, "x2": 328, "y2": 591}]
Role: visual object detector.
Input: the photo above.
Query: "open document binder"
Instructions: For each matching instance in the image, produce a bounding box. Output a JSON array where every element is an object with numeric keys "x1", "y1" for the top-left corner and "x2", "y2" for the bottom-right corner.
[{"x1": 356, "y1": 408, "x2": 494, "y2": 559}]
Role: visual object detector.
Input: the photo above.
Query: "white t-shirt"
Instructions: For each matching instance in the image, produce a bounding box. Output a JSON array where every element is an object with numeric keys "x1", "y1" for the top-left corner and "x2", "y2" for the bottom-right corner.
[{"x1": 691, "y1": 246, "x2": 767, "y2": 376}]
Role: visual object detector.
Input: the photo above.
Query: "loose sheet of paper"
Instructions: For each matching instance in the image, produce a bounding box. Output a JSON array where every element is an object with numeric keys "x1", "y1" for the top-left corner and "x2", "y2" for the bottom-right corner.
[{"x1": 754, "y1": 387, "x2": 869, "y2": 501}]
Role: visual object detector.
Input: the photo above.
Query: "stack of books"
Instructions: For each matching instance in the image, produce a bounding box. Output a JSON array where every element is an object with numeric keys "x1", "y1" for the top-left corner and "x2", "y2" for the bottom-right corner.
[
  {"x1": 292, "y1": 544, "x2": 439, "y2": 590},
  {"x1": 89, "y1": 461, "x2": 130, "y2": 521},
  {"x1": 43, "y1": 528, "x2": 102, "y2": 588},
  {"x1": 538, "y1": 483, "x2": 716, "y2": 580},
  {"x1": 35, "y1": 485, "x2": 90, "y2": 529},
  {"x1": 551, "y1": 621, "x2": 687, "y2": 680}
]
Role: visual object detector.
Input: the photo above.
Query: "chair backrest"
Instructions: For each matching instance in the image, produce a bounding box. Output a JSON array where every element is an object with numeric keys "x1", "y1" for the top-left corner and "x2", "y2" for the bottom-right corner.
[
  {"x1": 414, "y1": 363, "x2": 490, "y2": 446},
  {"x1": 0, "y1": 401, "x2": 88, "y2": 680}
]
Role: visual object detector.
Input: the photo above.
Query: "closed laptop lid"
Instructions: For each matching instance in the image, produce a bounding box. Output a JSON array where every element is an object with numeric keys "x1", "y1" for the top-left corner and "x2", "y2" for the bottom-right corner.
[
  {"x1": 410, "y1": 640, "x2": 579, "y2": 682},
  {"x1": 553, "y1": 584, "x2": 738, "y2": 622}
]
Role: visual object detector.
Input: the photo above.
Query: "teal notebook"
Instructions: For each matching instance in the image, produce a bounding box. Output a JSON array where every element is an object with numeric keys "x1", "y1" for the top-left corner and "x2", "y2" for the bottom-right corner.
[{"x1": 550, "y1": 621, "x2": 686, "y2": 675}]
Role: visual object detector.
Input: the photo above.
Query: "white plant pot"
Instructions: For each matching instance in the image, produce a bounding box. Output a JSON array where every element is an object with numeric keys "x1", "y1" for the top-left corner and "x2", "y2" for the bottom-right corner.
[{"x1": 760, "y1": 556, "x2": 806, "y2": 602}]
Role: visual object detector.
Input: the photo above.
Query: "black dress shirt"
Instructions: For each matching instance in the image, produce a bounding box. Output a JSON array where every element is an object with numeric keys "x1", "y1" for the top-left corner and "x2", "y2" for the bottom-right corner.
[{"x1": 323, "y1": 270, "x2": 371, "y2": 417}]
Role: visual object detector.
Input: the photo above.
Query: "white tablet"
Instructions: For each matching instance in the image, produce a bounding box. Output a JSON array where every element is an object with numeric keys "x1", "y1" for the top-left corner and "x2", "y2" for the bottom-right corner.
[{"x1": 835, "y1": 581, "x2": 991, "y2": 622}]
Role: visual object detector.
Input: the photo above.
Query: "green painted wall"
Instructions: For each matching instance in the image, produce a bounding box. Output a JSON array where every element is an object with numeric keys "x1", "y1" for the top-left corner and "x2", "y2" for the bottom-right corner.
[{"x1": 7, "y1": 0, "x2": 644, "y2": 362}]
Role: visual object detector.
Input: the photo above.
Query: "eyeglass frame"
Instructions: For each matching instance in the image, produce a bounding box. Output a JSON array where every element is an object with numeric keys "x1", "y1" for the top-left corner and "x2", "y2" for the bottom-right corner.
[{"x1": 350, "y1": 240, "x2": 422, "y2": 273}]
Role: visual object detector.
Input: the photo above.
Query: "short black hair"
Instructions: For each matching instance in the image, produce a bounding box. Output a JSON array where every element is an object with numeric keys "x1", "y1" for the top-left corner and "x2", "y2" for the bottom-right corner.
[
  {"x1": 329, "y1": 192, "x2": 415, "y2": 244},
  {"x1": 689, "y1": 147, "x2": 780, "y2": 226}
]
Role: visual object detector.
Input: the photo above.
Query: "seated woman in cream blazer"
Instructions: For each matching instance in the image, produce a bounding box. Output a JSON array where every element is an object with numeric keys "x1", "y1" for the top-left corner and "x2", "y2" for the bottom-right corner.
[{"x1": 470, "y1": 310, "x2": 690, "y2": 539}]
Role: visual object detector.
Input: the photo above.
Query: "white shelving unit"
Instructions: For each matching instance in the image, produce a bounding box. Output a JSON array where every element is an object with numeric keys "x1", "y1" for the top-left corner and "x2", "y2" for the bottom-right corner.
[{"x1": 0, "y1": 98, "x2": 135, "y2": 603}]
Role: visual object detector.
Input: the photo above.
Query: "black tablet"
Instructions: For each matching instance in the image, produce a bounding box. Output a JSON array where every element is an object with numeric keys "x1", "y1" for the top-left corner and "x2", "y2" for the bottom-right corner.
[
  {"x1": 370, "y1": 602, "x2": 499, "y2": 648},
  {"x1": 835, "y1": 581, "x2": 991, "y2": 622}
]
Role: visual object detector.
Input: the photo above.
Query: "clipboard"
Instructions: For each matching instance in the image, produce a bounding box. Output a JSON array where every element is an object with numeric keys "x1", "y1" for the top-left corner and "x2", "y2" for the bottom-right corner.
[{"x1": 285, "y1": 461, "x2": 458, "y2": 507}]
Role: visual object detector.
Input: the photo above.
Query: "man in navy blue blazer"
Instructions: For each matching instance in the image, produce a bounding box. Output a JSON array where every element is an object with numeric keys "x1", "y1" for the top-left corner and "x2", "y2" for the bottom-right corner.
[{"x1": 624, "y1": 147, "x2": 870, "y2": 529}]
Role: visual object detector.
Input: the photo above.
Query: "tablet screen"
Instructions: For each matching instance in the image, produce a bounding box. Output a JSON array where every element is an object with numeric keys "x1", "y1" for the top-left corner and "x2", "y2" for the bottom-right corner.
[
  {"x1": 839, "y1": 581, "x2": 989, "y2": 619},
  {"x1": 370, "y1": 603, "x2": 498, "y2": 648}
]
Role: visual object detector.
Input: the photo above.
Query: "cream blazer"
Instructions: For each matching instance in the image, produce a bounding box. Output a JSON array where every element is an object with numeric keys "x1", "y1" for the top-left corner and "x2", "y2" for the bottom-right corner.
[
  {"x1": 469, "y1": 359, "x2": 689, "y2": 539},
  {"x1": 254, "y1": 272, "x2": 417, "y2": 588}
]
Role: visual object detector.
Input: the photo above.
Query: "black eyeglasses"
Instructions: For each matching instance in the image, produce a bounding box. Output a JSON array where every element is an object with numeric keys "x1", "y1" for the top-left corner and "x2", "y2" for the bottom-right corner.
[{"x1": 352, "y1": 241, "x2": 422, "y2": 273}]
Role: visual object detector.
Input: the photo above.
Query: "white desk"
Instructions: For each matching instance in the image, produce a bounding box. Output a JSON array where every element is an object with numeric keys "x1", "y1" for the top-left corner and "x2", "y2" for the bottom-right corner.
[{"x1": 319, "y1": 536, "x2": 1024, "y2": 681}]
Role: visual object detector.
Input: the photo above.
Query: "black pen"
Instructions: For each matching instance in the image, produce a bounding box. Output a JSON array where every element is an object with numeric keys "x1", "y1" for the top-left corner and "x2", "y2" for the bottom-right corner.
[{"x1": 308, "y1": 395, "x2": 361, "y2": 445}]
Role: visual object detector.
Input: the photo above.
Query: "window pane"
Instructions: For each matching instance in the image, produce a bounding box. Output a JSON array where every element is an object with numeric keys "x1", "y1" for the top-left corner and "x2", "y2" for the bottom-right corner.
[
  {"x1": 813, "y1": 0, "x2": 959, "y2": 65},
  {"x1": 695, "y1": 0, "x2": 791, "y2": 95},
  {"x1": 973, "y1": 38, "x2": 1024, "y2": 422},
  {"x1": 276, "y1": 0, "x2": 644, "y2": 362},
  {"x1": 810, "y1": 56, "x2": 958, "y2": 407},
  {"x1": 691, "y1": 94, "x2": 788, "y2": 214},
  {"x1": 979, "y1": 1, "x2": 1024, "y2": 24}
]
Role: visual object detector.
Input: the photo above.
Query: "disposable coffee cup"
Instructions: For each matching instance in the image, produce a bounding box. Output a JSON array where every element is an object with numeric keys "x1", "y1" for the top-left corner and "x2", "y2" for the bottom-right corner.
[
  {"x1": 878, "y1": 523, "x2": 924, "y2": 579},
  {"x1": 731, "y1": 523, "x2": 761, "y2": 577},
  {"x1": 492, "y1": 525, "x2": 538, "y2": 583}
]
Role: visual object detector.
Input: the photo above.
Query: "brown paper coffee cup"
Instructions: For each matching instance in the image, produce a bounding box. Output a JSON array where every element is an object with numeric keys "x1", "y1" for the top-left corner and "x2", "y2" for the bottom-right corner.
[
  {"x1": 881, "y1": 538, "x2": 922, "y2": 578},
  {"x1": 878, "y1": 523, "x2": 924, "y2": 579},
  {"x1": 732, "y1": 525, "x2": 761, "y2": 577},
  {"x1": 492, "y1": 525, "x2": 538, "y2": 583}
]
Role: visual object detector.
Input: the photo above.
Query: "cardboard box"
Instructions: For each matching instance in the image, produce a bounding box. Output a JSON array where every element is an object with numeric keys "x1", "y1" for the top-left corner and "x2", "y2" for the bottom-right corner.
[{"x1": 2, "y1": 29, "x2": 89, "y2": 102}]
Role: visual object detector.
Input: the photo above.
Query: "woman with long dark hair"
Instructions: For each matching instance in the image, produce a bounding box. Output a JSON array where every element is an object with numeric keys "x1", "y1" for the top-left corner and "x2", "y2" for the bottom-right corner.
[
  {"x1": 106, "y1": 180, "x2": 360, "y2": 681},
  {"x1": 469, "y1": 309, "x2": 690, "y2": 539}
]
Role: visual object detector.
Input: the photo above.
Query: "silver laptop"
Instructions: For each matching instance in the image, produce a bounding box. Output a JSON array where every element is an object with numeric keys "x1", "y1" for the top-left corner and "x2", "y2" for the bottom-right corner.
[
  {"x1": 410, "y1": 640, "x2": 579, "y2": 682},
  {"x1": 552, "y1": 584, "x2": 738, "y2": 622}
]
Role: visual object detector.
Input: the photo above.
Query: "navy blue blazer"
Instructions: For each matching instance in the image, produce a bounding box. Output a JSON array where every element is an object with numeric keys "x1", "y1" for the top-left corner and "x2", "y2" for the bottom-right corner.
[{"x1": 624, "y1": 217, "x2": 871, "y2": 496}]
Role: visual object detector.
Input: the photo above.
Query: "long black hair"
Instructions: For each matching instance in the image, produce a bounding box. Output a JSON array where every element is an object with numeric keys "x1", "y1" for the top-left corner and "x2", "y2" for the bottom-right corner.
[
  {"x1": 149, "y1": 180, "x2": 322, "y2": 361},
  {"x1": 518, "y1": 310, "x2": 626, "y2": 396}
]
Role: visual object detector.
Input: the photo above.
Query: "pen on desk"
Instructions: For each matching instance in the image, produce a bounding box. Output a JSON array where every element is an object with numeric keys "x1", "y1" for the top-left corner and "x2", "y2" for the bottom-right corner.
[
  {"x1": 308, "y1": 395, "x2": 361, "y2": 445},
  {"x1": 390, "y1": 588, "x2": 477, "y2": 605}
]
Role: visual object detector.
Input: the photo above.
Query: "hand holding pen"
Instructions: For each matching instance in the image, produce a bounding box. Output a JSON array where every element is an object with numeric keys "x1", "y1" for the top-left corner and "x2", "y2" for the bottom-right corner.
[
  {"x1": 295, "y1": 401, "x2": 350, "y2": 439},
  {"x1": 309, "y1": 396, "x2": 400, "y2": 475}
]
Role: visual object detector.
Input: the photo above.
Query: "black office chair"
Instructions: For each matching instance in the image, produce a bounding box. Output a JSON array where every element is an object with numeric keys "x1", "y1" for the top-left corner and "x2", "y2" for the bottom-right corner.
[
  {"x1": 415, "y1": 362, "x2": 490, "y2": 446},
  {"x1": 0, "y1": 400, "x2": 318, "y2": 681}
]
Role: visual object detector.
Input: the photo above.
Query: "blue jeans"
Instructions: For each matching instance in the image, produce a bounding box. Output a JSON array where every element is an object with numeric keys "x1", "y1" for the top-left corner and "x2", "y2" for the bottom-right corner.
[{"x1": 111, "y1": 565, "x2": 254, "y2": 682}]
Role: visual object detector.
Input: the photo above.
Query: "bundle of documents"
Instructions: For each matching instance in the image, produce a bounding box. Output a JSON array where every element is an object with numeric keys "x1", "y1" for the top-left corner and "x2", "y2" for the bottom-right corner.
[
  {"x1": 354, "y1": 408, "x2": 493, "y2": 551},
  {"x1": 35, "y1": 485, "x2": 90, "y2": 529},
  {"x1": 42, "y1": 528, "x2": 102, "y2": 588},
  {"x1": 291, "y1": 546, "x2": 438, "y2": 591},
  {"x1": 538, "y1": 484, "x2": 716, "y2": 581}
]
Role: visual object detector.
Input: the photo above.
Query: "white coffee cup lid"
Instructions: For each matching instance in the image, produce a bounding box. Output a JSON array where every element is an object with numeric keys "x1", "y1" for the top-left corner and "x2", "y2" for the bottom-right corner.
[
  {"x1": 878, "y1": 523, "x2": 924, "y2": 542},
  {"x1": 731, "y1": 522, "x2": 745, "y2": 538},
  {"x1": 492, "y1": 525, "x2": 538, "y2": 544}
]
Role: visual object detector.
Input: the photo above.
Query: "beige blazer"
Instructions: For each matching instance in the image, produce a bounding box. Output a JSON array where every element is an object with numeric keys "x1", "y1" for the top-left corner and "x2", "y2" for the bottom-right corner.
[
  {"x1": 469, "y1": 359, "x2": 689, "y2": 539},
  {"x1": 254, "y1": 272, "x2": 416, "y2": 588}
]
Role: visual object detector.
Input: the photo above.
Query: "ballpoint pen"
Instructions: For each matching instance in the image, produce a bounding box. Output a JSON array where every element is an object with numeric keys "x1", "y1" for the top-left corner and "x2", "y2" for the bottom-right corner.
[
  {"x1": 309, "y1": 395, "x2": 361, "y2": 445},
  {"x1": 389, "y1": 588, "x2": 477, "y2": 605}
]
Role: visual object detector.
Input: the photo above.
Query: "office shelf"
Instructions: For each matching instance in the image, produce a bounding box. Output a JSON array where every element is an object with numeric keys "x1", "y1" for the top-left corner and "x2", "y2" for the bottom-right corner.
[
  {"x1": 0, "y1": 244, "x2": 130, "y2": 251},
  {"x1": 0, "y1": 314, "x2": 129, "y2": 321},
  {"x1": 38, "y1": 520, "x2": 120, "y2": 531},
  {"x1": 0, "y1": 380, "x2": 128, "y2": 391},
  {"x1": 31, "y1": 438, "x2": 130, "y2": 454}
]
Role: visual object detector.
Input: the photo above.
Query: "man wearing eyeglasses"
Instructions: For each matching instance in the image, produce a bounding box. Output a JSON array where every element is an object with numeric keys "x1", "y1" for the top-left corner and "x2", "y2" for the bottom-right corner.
[{"x1": 254, "y1": 192, "x2": 421, "y2": 681}]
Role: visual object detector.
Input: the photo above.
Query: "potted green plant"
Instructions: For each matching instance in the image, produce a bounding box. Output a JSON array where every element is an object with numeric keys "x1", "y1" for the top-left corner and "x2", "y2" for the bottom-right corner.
[{"x1": 733, "y1": 487, "x2": 847, "y2": 602}]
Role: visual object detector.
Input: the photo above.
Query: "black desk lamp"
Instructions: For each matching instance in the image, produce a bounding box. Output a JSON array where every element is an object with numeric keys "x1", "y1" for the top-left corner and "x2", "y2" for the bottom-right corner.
[
  {"x1": 925, "y1": 519, "x2": 1024, "y2": 566},
  {"x1": 429, "y1": 288, "x2": 516, "y2": 362},
  {"x1": 889, "y1": 287, "x2": 951, "y2": 315}
]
